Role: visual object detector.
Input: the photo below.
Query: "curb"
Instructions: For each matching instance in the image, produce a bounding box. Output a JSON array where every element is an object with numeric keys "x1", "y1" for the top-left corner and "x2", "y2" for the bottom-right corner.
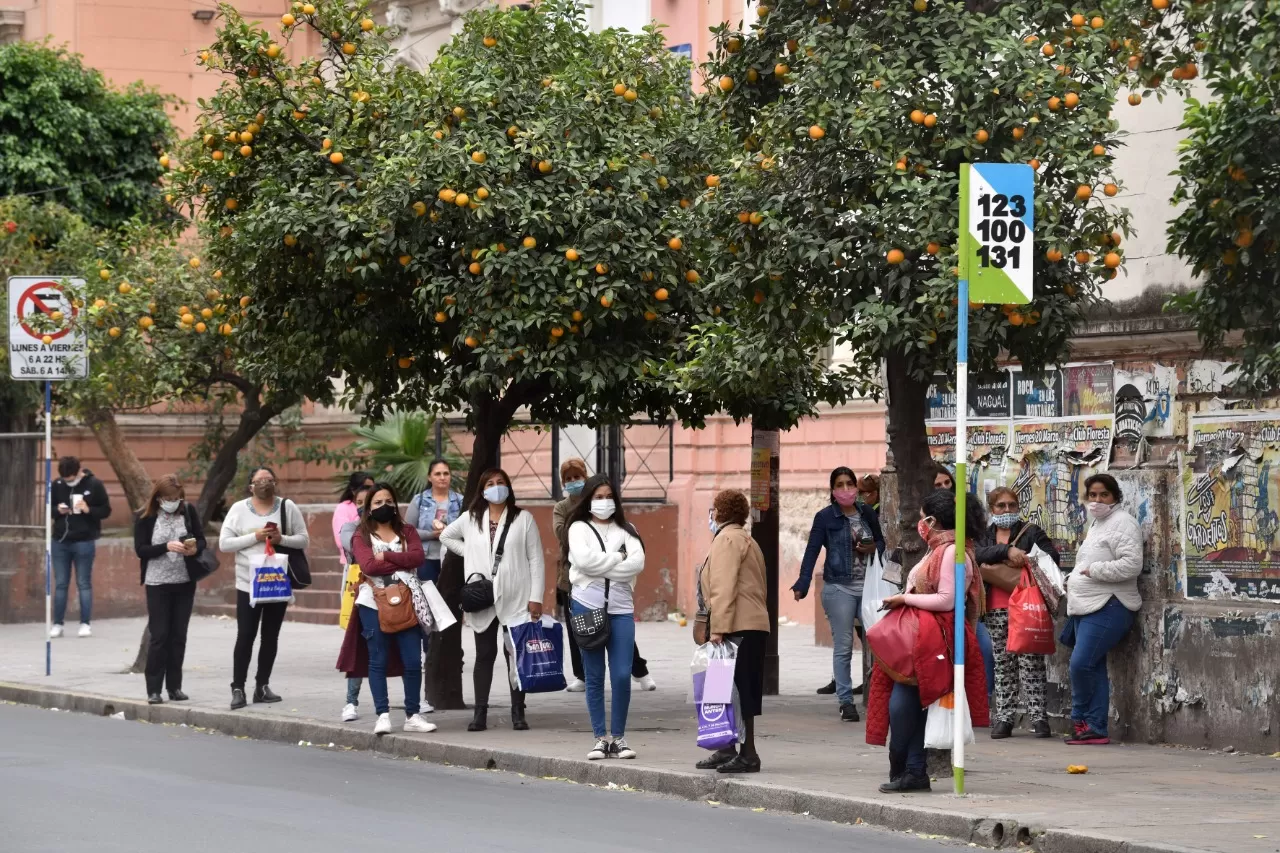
[{"x1": 0, "y1": 681, "x2": 1208, "y2": 853}]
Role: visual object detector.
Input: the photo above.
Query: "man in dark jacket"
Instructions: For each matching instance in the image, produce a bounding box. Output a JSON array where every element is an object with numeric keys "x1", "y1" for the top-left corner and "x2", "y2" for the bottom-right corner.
[{"x1": 50, "y1": 456, "x2": 111, "y2": 637}]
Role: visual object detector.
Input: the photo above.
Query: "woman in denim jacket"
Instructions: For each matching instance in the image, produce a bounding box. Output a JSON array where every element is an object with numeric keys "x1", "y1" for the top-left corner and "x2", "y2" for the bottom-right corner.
[{"x1": 792, "y1": 467, "x2": 885, "y2": 723}]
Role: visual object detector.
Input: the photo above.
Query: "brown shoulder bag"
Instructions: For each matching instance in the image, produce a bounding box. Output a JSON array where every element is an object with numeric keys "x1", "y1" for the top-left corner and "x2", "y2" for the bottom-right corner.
[{"x1": 364, "y1": 576, "x2": 419, "y2": 634}]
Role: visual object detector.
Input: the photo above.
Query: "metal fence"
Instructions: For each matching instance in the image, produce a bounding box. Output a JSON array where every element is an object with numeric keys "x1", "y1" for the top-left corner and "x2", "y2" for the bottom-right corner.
[{"x1": 0, "y1": 432, "x2": 42, "y2": 532}]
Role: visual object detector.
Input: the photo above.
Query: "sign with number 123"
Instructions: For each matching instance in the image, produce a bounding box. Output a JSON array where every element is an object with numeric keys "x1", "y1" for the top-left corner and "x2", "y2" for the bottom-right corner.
[{"x1": 959, "y1": 163, "x2": 1035, "y2": 305}]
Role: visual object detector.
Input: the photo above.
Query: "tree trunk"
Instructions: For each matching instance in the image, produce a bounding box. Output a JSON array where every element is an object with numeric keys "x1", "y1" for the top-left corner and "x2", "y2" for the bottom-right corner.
[
  {"x1": 883, "y1": 349, "x2": 936, "y2": 572},
  {"x1": 194, "y1": 388, "x2": 293, "y2": 524},
  {"x1": 424, "y1": 384, "x2": 530, "y2": 710},
  {"x1": 83, "y1": 407, "x2": 152, "y2": 513}
]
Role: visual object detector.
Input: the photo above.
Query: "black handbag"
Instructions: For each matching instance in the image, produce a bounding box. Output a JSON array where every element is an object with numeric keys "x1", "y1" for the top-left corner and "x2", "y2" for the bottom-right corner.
[
  {"x1": 181, "y1": 504, "x2": 218, "y2": 582},
  {"x1": 275, "y1": 498, "x2": 312, "y2": 589},
  {"x1": 568, "y1": 525, "x2": 612, "y2": 651},
  {"x1": 460, "y1": 513, "x2": 513, "y2": 613}
]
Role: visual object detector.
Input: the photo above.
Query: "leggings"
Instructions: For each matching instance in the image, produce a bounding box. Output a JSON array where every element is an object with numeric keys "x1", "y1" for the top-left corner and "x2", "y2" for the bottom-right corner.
[
  {"x1": 473, "y1": 620, "x2": 516, "y2": 707},
  {"x1": 232, "y1": 590, "x2": 288, "y2": 690}
]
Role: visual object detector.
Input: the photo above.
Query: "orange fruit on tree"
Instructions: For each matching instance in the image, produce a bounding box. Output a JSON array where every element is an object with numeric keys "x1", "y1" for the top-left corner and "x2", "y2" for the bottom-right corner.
[
  {"x1": 974, "y1": 129, "x2": 989, "y2": 144},
  {"x1": 571, "y1": 310, "x2": 584, "y2": 322},
  {"x1": 342, "y1": 42, "x2": 356, "y2": 56},
  {"x1": 924, "y1": 113, "x2": 937, "y2": 128},
  {"x1": 1235, "y1": 230, "x2": 1255, "y2": 248},
  {"x1": 668, "y1": 236, "x2": 683, "y2": 251},
  {"x1": 471, "y1": 151, "x2": 487, "y2": 164},
  {"x1": 1076, "y1": 250, "x2": 1092, "y2": 264},
  {"x1": 550, "y1": 326, "x2": 564, "y2": 338},
  {"x1": 909, "y1": 109, "x2": 925, "y2": 124},
  {"x1": 1064, "y1": 92, "x2": 1080, "y2": 108},
  {"x1": 644, "y1": 310, "x2": 658, "y2": 322},
  {"x1": 1128, "y1": 92, "x2": 1142, "y2": 106},
  {"x1": 749, "y1": 211, "x2": 764, "y2": 225},
  {"x1": 139, "y1": 316, "x2": 154, "y2": 330},
  {"x1": 753, "y1": 290, "x2": 765, "y2": 304},
  {"x1": 1152, "y1": 0, "x2": 1168, "y2": 9},
  {"x1": 240, "y1": 145, "x2": 252, "y2": 157},
  {"x1": 1009, "y1": 313, "x2": 1025, "y2": 326},
  {"x1": 413, "y1": 201, "x2": 427, "y2": 216},
  {"x1": 464, "y1": 335, "x2": 478, "y2": 348},
  {"x1": 599, "y1": 294, "x2": 613, "y2": 308},
  {"x1": 1092, "y1": 144, "x2": 1106, "y2": 156},
  {"x1": 706, "y1": 174, "x2": 720, "y2": 188},
  {"x1": 538, "y1": 160, "x2": 553, "y2": 174},
  {"x1": 613, "y1": 82, "x2": 627, "y2": 96},
  {"x1": 434, "y1": 311, "x2": 447, "y2": 323},
  {"x1": 926, "y1": 242, "x2": 941, "y2": 255},
  {"x1": 469, "y1": 262, "x2": 482, "y2": 274},
  {"x1": 201, "y1": 307, "x2": 214, "y2": 319},
  {"x1": 439, "y1": 188, "x2": 457, "y2": 203},
  {"x1": 565, "y1": 249, "x2": 580, "y2": 262},
  {"x1": 685, "y1": 270, "x2": 700, "y2": 283},
  {"x1": 655, "y1": 288, "x2": 669, "y2": 301},
  {"x1": 454, "y1": 192, "x2": 470, "y2": 207},
  {"x1": 483, "y1": 35, "x2": 497, "y2": 47},
  {"x1": 872, "y1": 79, "x2": 883, "y2": 89},
  {"x1": 329, "y1": 151, "x2": 344, "y2": 165},
  {"x1": 809, "y1": 125, "x2": 825, "y2": 139},
  {"x1": 1091, "y1": 16, "x2": 1104, "y2": 28},
  {"x1": 624, "y1": 89, "x2": 638, "y2": 102},
  {"x1": 1104, "y1": 252, "x2": 1121, "y2": 268},
  {"x1": 1029, "y1": 158, "x2": 1042, "y2": 170},
  {"x1": 1075, "y1": 184, "x2": 1093, "y2": 201},
  {"x1": 398, "y1": 357, "x2": 413, "y2": 369},
  {"x1": 195, "y1": 322, "x2": 207, "y2": 333},
  {"x1": 1103, "y1": 183, "x2": 1118, "y2": 197},
  {"x1": 1071, "y1": 13, "x2": 1085, "y2": 26},
  {"x1": 886, "y1": 248, "x2": 905, "y2": 264},
  {"x1": 523, "y1": 236, "x2": 537, "y2": 249},
  {"x1": 1048, "y1": 96, "x2": 1062, "y2": 111},
  {"x1": 738, "y1": 211, "x2": 751, "y2": 224},
  {"x1": 595, "y1": 263, "x2": 609, "y2": 275},
  {"x1": 1042, "y1": 43, "x2": 1056, "y2": 57},
  {"x1": 108, "y1": 327, "x2": 121, "y2": 338},
  {"x1": 212, "y1": 150, "x2": 224, "y2": 161},
  {"x1": 1046, "y1": 248, "x2": 1064, "y2": 262},
  {"x1": 775, "y1": 63, "x2": 790, "y2": 77},
  {"x1": 1012, "y1": 126, "x2": 1025, "y2": 140},
  {"x1": 718, "y1": 76, "x2": 734, "y2": 92}
]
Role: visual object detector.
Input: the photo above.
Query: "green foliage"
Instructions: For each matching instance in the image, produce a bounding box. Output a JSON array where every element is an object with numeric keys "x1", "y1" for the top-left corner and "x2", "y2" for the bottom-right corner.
[
  {"x1": 700, "y1": 0, "x2": 1204, "y2": 386},
  {"x1": 1168, "y1": 0, "x2": 1280, "y2": 392},
  {"x1": 171, "y1": 0, "x2": 821, "y2": 439},
  {"x1": 0, "y1": 41, "x2": 174, "y2": 229},
  {"x1": 348, "y1": 412, "x2": 469, "y2": 498}
]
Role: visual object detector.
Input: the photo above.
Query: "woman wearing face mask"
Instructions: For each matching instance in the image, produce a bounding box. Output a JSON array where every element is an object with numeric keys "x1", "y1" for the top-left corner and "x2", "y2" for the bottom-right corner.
[
  {"x1": 792, "y1": 467, "x2": 884, "y2": 723},
  {"x1": 341, "y1": 483, "x2": 436, "y2": 736},
  {"x1": 869, "y1": 489, "x2": 990, "y2": 793},
  {"x1": 219, "y1": 466, "x2": 310, "y2": 710},
  {"x1": 440, "y1": 469, "x2": 545, "y2": 733},
  {"x1": 334, "y1": 471, "x2": 374, "y2": 567},
  {"x1": 133, "y1": 475, "x2": 206, "y2": 704},
  {"x1": 553, "y1": 458, "x2": 590, "y2": 692},
  {"x1": 976, "y1": 487, "x2": 1059, "y2": 739},
  {"x1": 404, "y1": 458, "x2": 463, "y2": 711},
  {"x1": 338, "y1": 482, "x2": 374, "y2": 722},
  {"x1": 565, "y1": 475, "x2": 646, "y2": 760},
  {"x1": 1062, "y1": 474, "x2": 1142, "y2": 746}
]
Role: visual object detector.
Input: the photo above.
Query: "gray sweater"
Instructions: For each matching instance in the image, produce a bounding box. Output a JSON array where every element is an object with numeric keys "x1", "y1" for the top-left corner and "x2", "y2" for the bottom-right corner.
[{"x1": 218, "y1": 498, "x2": 310, "y2": 593}]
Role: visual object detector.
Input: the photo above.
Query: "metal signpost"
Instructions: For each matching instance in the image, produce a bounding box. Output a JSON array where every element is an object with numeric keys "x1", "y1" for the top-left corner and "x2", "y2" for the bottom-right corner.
[
  {"x1": 955, "y1": 164, "x2": 1034, "y2": 794},
  {"x1": 7, "y1": 276, "x2": 88, "y2": 675}
]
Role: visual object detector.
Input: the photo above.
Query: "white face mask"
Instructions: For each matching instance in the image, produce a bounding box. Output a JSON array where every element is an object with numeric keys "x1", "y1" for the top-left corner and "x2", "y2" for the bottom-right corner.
[
  {"x1": 708, "y1": 511, "x2": 719, "y2": 534},
  {"x1": 590, "y1": 499, "x2": 616, "y2": 520},
  {"x1": 159, "y1": 499, "x2": 182, "y2": 514},
  {"x1": 1087, "y1": 501, "x2": 1116, "y2": 520}
]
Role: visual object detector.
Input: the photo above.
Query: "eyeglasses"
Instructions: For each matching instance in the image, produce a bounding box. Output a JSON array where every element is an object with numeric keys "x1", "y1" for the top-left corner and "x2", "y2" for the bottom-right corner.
[
  {"x1": 992, "y1": 502, "x2": 1019, "y2": 511},
  {"x1": 251, "y1": 479, "x2": 276, "y2": 486}
]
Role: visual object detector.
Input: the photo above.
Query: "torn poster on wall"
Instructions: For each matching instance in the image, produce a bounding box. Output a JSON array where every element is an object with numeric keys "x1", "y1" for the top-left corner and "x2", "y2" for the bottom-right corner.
[
  {"x1": 1004, "y1": 417, "x2": 1115, "y2": 567},
  {"x1": 1063, "y1": 364, "x2": 1115, "y2": 417},
  {"x1": 926, "y1": 421, "x2": 1011, "y2": 470},
  {"x1": 1182, "y1": 414, "x2": 1280, "y2": 600},
  {"x1": 1114, "y1": 363, "x2": 1177, "y2": 440},
  {"x1": 926, "y1": 373, "x2": 1012, "y2": 420}
]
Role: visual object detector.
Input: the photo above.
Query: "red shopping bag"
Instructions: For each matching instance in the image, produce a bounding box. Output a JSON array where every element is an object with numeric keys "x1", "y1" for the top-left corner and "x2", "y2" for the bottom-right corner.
[
  {"x1": 1007, "y1": 569, "x2": 1056, "y2": 654},
  {"x1": 866, "y1": 606, "x2": 920, "y2": 685}
]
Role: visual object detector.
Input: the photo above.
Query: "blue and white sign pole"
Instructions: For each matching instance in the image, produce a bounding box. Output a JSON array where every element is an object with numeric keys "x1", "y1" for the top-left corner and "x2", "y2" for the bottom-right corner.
[{"x1": 955, "y1": 163, "x2": 1035, "y2": 794}]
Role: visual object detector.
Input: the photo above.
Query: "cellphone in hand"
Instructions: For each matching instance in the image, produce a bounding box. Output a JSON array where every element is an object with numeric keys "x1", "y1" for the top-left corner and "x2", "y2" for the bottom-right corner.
[
  {"x1": 264, "y1": 522, "x2": 279, "y2": 531},
  {"x1": 183, "y1": 538, "x2": 197, "y2": 548}
]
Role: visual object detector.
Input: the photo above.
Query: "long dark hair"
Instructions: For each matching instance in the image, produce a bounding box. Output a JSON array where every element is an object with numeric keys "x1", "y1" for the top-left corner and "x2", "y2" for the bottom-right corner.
[
  {"x1": 921, "y1": 488, "x2": 986, "y2": 543},
  {"x1": 561, "y1": 474, "x2": 640, "y2": 552},
  {"x1": 359, "y1": 482, "x2": 406, "y2": 544},
  {"x1": 468, "y1": 467, "x2": 520, "y2": 526},
  {"x1": 828, "y1": 466, "x2": 857, "y2": 504},
  {"x1": 339, "y1": 470, "x2": 373, "y2": 504}
]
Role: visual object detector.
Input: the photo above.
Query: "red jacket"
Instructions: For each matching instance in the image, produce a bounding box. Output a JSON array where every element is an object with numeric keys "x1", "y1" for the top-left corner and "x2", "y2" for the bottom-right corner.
[
  {"x1": 866, "y1": 609, "x2": 989, "y2": 746},
  {"x1": 335, "y1": 526, "x2": 425, "y2": 678}
]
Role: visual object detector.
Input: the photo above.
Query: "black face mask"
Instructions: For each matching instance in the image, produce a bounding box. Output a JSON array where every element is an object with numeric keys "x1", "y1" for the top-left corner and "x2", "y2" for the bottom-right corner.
[{"x1": 369, "y1": 504, "x2": 397, "y2": 524}]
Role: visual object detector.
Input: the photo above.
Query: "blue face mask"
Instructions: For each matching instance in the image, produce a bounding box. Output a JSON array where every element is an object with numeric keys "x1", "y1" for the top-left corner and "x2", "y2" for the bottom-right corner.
[
  {"x1": 993, "y1": 512, "x2": 1020, "y2": 529},
  {"x1": 564, "y1": 480, "x2": 585, "y2": 496},
  {"x1": 483, "y1": 485, "x2": 510, "y2": 505}
]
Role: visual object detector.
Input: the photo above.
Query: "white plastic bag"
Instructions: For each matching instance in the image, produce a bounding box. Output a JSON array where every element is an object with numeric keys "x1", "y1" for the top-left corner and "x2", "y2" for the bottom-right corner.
[
  {"x1": 924, "y1": 692, "x2": 976, "y2": 750},
  {"x1": 689, "y1": 640, "x2": 738, "y2": 704},
  {"x1": 860, "y1": 550, "x2": 898, "y2": 632},
  {"x1": 1029, "y1": 545, "x2": 1065, "y2": 595},
  {"x1": 419, "y1": 579, "x2": 457, "y2": 633}
]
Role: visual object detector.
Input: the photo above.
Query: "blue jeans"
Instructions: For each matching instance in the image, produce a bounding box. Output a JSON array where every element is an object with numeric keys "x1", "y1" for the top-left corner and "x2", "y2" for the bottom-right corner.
[
  {"x1": 975, "y1": 618, "x2": 995, "y2": 700},
  {"x1": 821, "y1": 583, "x2": 861, "y2": 706},
  {"x1": 889, "y1": 682, "x2": 928, "y2": 777},
  {"x1": 1067, "y1": 596, "x2": 1135, "y2": 736},
  {"x1": 52, "y1": 539, "x2": 95, "y2": 625},
  {"x1": 570, "y1": 601, "x2": 635, "y2": 738},
  {"x1": 346, "y1": 677, "x2": 361, "y2": 706},
  {"x1": 356, "y1": 605, "x2": 422, "y2": 716}
]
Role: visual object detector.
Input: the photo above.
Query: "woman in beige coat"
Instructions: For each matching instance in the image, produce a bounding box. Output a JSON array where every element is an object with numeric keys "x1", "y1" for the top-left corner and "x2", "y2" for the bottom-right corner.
[{"x1": 696, "y1": 489, "x2": 769, "y2": 774}]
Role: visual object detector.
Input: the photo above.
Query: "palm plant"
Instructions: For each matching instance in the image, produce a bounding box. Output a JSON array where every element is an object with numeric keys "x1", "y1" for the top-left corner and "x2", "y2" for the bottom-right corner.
[{"x1": 349, "y1": 412, "x2": 468, "y2": 499}]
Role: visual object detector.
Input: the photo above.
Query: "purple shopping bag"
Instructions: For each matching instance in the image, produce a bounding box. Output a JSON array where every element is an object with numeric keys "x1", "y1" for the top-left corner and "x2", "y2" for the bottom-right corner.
[
  {"x1": 692, "y1": 671, "x2": 738, "y2": 750},
  {"x1": 702, "y1": 657, "x2": 735, "y2": 705}
]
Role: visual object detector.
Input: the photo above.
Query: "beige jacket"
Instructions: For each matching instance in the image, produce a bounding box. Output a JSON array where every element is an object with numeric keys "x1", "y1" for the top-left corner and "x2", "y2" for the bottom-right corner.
[
  {"x1": 699, "y1": 523, "x2": 770, "y2": 635},
  {"x1": 552, "y1": 496, "x2": 577, "y2": 592}
]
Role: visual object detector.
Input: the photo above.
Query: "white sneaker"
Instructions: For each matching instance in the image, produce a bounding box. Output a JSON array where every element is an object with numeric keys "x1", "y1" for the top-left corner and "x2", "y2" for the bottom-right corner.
[
  {"x1": 635, "y1": 675, "x2": 657, "y2": 691},
  {"x1": 611, "y1": 737, "x2": 637, "y2": 759},
  {"x1": 420, "y1": 699, "x2": 435, "y2": 714},
  {"x1": 341, "y1": 703, "x2": 359, "y2": 722},
  {"x1": 404, "y1": 714, "x2": 438, "y2": 733},
  {"x1": 587, "y1": 737, "x2": 610, "y2": 760},
  {"x1": 566, "y1": 678, "x2": 586, "y2": 693},
  {"x1": 374, "y1": 713, "x2": 392, "y2": 735},
  {"x1": 49, "y1": 624, "x2": 63, "y2": 639},
  {"x1": 77, "y1": 623, "x2": 92, "y2": 638}
]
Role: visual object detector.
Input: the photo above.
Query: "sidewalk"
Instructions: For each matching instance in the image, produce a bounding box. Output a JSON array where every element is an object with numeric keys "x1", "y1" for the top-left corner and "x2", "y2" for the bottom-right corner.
[{"x1": 1, "y1": 617, "x2": 1275, "y2": 853}]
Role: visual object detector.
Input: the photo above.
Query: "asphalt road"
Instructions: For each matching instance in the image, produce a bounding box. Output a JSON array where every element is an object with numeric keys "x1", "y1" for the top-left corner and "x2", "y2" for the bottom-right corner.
[{"x1": 0, "y1": 703, "x2": 960, "y2": 853}]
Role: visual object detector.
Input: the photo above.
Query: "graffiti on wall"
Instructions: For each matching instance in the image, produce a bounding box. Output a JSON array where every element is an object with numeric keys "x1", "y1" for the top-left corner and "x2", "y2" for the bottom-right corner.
[
  {"x1": 1115, "y1": 363, "x2": 1177, "y2": 440},
  {"x1": 1182, "y1": 415, "x2": 1280, "y2": 600}
]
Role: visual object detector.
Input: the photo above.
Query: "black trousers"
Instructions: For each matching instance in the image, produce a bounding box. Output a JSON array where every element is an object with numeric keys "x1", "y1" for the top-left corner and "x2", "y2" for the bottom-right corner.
[
  {"x1": 556, "y1": 589, "x2": 648, "y2": 680},
  {"x1": 473, "y1": 620, "x2": 525, "y2": 708},
  {"x1": 232, "y1": 590, "x2": 288, "y2": 690},
  {"x1": 144, "y1": 581, "x2": 196, "y2": 695}
]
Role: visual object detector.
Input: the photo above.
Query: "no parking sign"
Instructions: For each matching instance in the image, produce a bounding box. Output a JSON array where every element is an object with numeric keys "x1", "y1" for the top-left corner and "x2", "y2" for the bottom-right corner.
[{"x1": 7, "y1": 276, "x2": 88, "y2": 380}]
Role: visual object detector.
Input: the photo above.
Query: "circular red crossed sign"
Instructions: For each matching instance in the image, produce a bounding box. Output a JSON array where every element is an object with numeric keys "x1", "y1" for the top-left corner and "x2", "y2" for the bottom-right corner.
[{"x1": 16, "y1": 281, "x2": 77, "y2": 341}]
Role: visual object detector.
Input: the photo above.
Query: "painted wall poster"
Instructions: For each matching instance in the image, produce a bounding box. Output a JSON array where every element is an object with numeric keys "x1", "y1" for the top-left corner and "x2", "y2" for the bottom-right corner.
[
  {"x1": 925, "y1": 422, "x2": 1011, "y2": 469},
  {"x1": 926, "y1": 372, "x2": 1011, "y2": 420},
  {"x1": 1063, "y1": 364, "x2": 1114, "y2": 417},
  {"x1": 1005, "y1": 418, "x2": 1115, "y2": 566},
  {"x1": 1114, "y1": 363, "x2": 1177, "y2": 441},
  {"x1": 1182, "y1": 415, "x2": 1280, "y2": 600},
  {"x1": 1012, "y1": 370, "x2": 1063, "y2": 418}
]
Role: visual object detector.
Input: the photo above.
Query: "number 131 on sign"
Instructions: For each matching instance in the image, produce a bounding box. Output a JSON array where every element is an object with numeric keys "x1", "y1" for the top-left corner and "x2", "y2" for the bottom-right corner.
[{"x1": 959, "y1": 163, "x2": 1035, "y2": 305}]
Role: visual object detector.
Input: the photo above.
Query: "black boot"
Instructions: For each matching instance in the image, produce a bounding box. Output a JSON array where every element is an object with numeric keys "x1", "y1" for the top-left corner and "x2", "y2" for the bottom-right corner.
[
  {"x1": 886, "y1": 751, "x2": 907, "y2": 785},
  {"x1": 168, "y1": 689, "x2": 189, "y2": 702},
  {"x1": 253, "y1": 684, "x2": 282, "y2": 704},
  {"x1": 230, "y1": 687, "x2": 247, "y2": 710},
  {"x1": 510, "y1": 691, "x2": 529, "y2": 731},
  {"x1": 468, "y1": 704, "x2": 488, "y2": 732}
]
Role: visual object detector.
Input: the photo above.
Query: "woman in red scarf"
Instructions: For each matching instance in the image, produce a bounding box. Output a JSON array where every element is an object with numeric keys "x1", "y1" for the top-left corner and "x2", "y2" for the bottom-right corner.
[{"x1": 870, "y1": 489, "x2": 989, "y2": 793}]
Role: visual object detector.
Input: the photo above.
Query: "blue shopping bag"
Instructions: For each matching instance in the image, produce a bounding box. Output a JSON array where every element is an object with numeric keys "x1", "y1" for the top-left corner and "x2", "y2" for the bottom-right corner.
[
  {"x1": 250, "y1": 550, "x2": 292, "y2": 607},
  {"x1": 506, "y1": 617, "x2": 568, "y2": 694}
]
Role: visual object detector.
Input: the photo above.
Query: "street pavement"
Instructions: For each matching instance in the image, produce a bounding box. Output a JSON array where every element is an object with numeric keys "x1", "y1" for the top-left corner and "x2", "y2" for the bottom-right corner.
[
  {"x1": 0, "y1": 702, "x2": 961, "y2": 853},
  {"x1": 1, "y1": 617, "x2": 1278, "y2": 852}
]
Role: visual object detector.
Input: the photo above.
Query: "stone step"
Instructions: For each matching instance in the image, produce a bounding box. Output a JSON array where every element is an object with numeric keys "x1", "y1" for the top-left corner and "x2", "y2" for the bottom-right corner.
[{"x1": 294, "y1": 587, "x2": 342, "y2": 611}]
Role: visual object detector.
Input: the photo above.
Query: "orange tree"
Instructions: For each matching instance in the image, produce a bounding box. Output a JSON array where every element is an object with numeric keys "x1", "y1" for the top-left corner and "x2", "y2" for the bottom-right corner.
[
  {"x1": 700, "y1": 0, "x2": 1203, "y2": 552},
  {"x1": 171, "y1": 0, "x2": 834, "y2": 706},
  {"x1": 1168, "y1": 0, "x2": 1280, "y2": 391}
]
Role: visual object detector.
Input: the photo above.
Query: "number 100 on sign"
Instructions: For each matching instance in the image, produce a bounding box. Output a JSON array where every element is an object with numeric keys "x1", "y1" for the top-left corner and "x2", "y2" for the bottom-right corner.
[{"x1": 960, "y1": 163, "x2": 1034, "y2": 304}]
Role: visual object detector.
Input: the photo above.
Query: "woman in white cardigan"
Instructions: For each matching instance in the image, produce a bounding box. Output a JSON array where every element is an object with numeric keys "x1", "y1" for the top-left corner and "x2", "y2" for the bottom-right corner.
[
  {"x1": 1063, "y1": 473, "x2": 1143, "y2": 746},
  {"x1": 565, "y1": 475, "x2": 646, "y2": 761},
  {"x1": 440, "y1": 468, "x2": 544, "y2": 733}
]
